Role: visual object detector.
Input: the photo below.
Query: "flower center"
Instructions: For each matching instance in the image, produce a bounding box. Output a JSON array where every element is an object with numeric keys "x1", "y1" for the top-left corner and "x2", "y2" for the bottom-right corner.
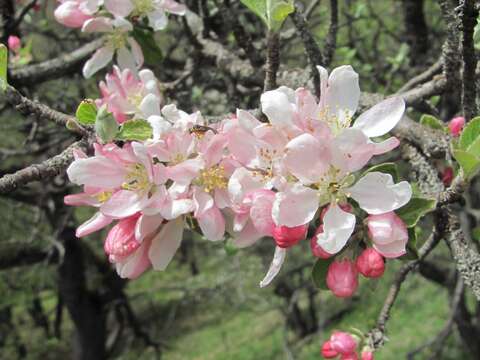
[
  {"x1": 196, "y1": 165, "x2": 227, "y2": 193},
  {"x1": 107, "y1": 31, "x2": 128, "y2": 50},
  {"x1": 132, "y1": 0, "x2": 155, "y2": 15},
  {"x1": 121, "y1": 163, "x2": 150, "y2": 192},
  {"x1": 95, "y1": 191, "x2": 113, "y2": 203}
]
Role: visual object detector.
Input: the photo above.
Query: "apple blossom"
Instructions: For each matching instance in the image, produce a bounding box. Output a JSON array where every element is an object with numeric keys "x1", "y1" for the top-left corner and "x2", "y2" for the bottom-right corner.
[
  {"x1": 98, "y1": 66, "x2": 161, "y2": 123},
  {"x1": 367, "y1": 212, "x2": 408, "y2": 258},
  {"x1": 326, "y1": 259, "x2": 359, "y2": 298},
  {"x1": 356, "y1": 248, "x2": 385, "y2": 278},
  {"x1": 82, "y1": 17, "x2": 143, "y2": 78},
  {"x1": 54, "y1": 0, "x2": 101, "y2": 28},
  {"x1": 448, "y1": 116, "x2": 465, "y2": 137},
  {"x1": 104, "y1": 0, "x2": 186, "y2": 31}
]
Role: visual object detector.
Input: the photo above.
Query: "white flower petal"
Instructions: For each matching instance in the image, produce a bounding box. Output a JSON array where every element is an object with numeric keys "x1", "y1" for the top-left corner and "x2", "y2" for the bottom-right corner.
[
  {"x1": 148, "y1": 217, "x2": 184, "y2": 270},
  {"x1": 260, "y1": 87, "x2": 295, "y2": 129},
  {"x1": 347, "y1": 172, "x2": 412, "y2": 214},
  {"x1": 316, "y1": 205, "x2": 355, "y2": 254},
  {"x1": 325, "y1": 65, "x2": 360, "y2": 123},
  {"x1": 197, "y1": 206, "x2": 225, "y2": 241},
  {"x1": 272, "y1": 184, "x2": 318, "y2": 227},
  {"x1": 83, "y1": 47, "x2": 114, "y2": 78},
  {"x1": 353, "y1": 97, "x2": 405, "y2": 137},
  {"x1": 259, "y1": 246, "x2": 286, "y2": 288}
]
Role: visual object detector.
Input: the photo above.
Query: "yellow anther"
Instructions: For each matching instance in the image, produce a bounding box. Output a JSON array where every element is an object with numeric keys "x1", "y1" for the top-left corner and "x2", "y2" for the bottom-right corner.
[
  {"x1": 121, "y1": 163, "x2": 150, "y2": 192},
  {"x1": 196, "y1": 165, "x2": 227, "y2": 193},
  {"x1": 95, "y1": 191, "x2": 113, "y2": 203}
]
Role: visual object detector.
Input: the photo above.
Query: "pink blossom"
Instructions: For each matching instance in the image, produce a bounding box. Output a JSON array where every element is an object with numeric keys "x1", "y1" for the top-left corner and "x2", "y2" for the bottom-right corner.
[
  {"x1": 82, "y1": 17, "x2": 143, "y2": 78},
  {"x1": 367, "y1": 212, "x2": 408, "y2": 258},
  {"x1": 330, "y1": 331, "x2": 357, "y2": 355},
  {"x1": 98, "y1": 66, "x2": 161, "y2": 123},
  {"x1": 356, "y1": 248, "x2": 385, "y2": 278},
  {"x1": 54, "y1": 0, "x2": 100, "y2": 28},
  {"x1": 104, "y1": 214, "x2": 141, "y2": 262},
  {"x1": 326, "y1": 259, "x2": 359, "y2": 298},
  {"x1": 448, "y1": 116, "x2": 465, "y2": 137},
  {"x1": 341, "y1": 354, "x2": 359, "y2": 360},
  {"x1": 273, "y1": 224, "x2": 307, "y2": 248},
  {"x1": 66, "y1": 142, "x2": 168, "y2": 220},
  {"x1": 361, "y1": 351, "x2": 374, "y2": 360},
  {"x1": 321, "y1": 340, "x2": 338, "y2": 358},
  {"x1": 7, "y1": 35, "x2": 21, "y2": 54},
  {"x1": 104, "y1": 0, "x2": 186, "y2": 31}
]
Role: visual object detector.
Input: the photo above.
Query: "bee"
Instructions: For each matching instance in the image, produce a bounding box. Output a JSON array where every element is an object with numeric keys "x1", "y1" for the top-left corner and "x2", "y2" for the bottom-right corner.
[{"x1": 189, "y1": 125, "x2": 218, "y2": 137}]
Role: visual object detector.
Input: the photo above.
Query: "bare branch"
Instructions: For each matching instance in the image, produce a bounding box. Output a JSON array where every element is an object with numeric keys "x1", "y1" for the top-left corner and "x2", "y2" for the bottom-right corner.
[{"x1": 0, "y1": 139, "x2": 88, "y2": 194}]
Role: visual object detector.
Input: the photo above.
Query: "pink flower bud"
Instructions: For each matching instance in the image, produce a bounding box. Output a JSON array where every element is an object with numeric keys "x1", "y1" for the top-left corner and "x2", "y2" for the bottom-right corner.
[
  {"x1": 448, "y1": 116, "x2": 465, "y2": 137},
  {"x1": 442, "y1": 167, "x2": 454, "y2": 187},
  {"x1": 104, "y1": 215, "x2": 140, "y2": 261},
  {"x1": 330, "y1": 331, "x2": 357, "y2": 355},
  {"x1": 341, "y1": 354, "x2": 359, "y2": 360},
  {"x1": 7, "y1": 35, "x2": 21, "y2": 53},
  {"x1": 321, "y1": 340, "x2": 338, "y2": 358},
  {"x1": 326, "y1": 260, "x2": 359, "y2": 298},
  {"x1": 361, "y1": 351, "x2": 374, "y2": 360},
  {"x1": 356, "y1": 248, "x2": 385, "y2": 278},
  {"x1": 54, "y1": 2, "x2": 92, "y2": 28},
  {"x1": 311, "y1": 225, "x2": 333, "y2": 258},
  {"x1": 273, "y1": 224, "x2": 308, "y2": 248},
  {"x1": 367, "y1": 212, "x2": 408, "y2": 259}
]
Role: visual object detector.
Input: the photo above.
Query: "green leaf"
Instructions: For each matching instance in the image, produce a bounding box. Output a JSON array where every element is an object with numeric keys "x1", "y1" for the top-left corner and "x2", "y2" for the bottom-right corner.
[
  {"x1": 240, "y1": 0, "x2": 267, "y2": 24},
  {"x1": 452, "y1": 149, "x2": 480, "y2": 178},
  {"x1": 459, "y1": 117, "x2": 480, "y2": 152},
  {"x1": 132, "y1": 28, "x2": 163, "y2": 64},
  {"x1": 75, "y1": 100, "x2": 97, "y2": 126},
  {"x1": 312, "y1": 257, "x2": 334, "y2": 290},
  {"x1": 117, "y1": 119, "x2": 153, "y2": 141},
  {"x1": 396, "y1": 197, "x2": 437, "y2": 228},
  {"x1": 363, "y1": 162, "x2": 399, "y2": 182},
  {"x1": 240, "y1": 0, "x2": 294, "y2": 31},
  {"x1": 420, "y1": 114, "x2": 445, "y2": 132},
  {"x1": 95, "y1": 105, "x2": 119, "y2": 143},
  {"x1": 0, "y1": 44, "x2": 7, "y2": 91}
]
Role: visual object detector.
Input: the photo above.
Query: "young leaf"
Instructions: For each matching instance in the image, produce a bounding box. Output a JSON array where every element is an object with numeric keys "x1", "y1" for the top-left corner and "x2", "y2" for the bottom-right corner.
[
  {"x1": 312, "y1": 257, "x2": 334, "y2": 290},
  {"x1": 240, "y1": 0, "x2": 293, "y2": 31},
  {"x1": 240, "y1": 0, "x2": 267, "y2": 24},
  {"x1": 117, "y1": 119, "x2": 153, "y2": 141},
  {"x1": 363, "y1": 162, "x2": 399, "y2": 182},
  {"x1": 396, "y1": 197, "x2": 437, "y2": 228},
  {"x1": 75, "y1": 100, "x2": 97, "y2": 126},
  {"x1": 420, "y1": 114, "x2": 445, "y2": 132},
  {"x1": 459, "y1": 116, "x2": 480, "y2": 152},
  {"x1": 0, "y1": 44, "x2": 7, "y2": 91},
  {"x1": 95, "y1": 105, "x2": 119, "y2": 143},
  {"x1": 268, "y1": 0, "x2": 294, "y2": 30},
  {"x1": 452, "y1": 148, "x2": 480, "y2": 178}
]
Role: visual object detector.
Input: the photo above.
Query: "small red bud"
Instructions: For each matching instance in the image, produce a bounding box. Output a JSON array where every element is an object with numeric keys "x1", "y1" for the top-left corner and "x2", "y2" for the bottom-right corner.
[{"x1": 356, "y1": 248, "x2": 385, "y2": 278}]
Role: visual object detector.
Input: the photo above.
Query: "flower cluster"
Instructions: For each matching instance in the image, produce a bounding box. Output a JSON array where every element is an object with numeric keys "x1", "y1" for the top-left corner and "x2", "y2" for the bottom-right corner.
[
  {"x1": 322, "y1": 331, "x2": 373, "y2": 360},
  {"x1": 54, "y1": 0, "x2": 186, "y2": 77},
  {"x1": 66, "y1": 65, "x2": 412, "y2": 294}
]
